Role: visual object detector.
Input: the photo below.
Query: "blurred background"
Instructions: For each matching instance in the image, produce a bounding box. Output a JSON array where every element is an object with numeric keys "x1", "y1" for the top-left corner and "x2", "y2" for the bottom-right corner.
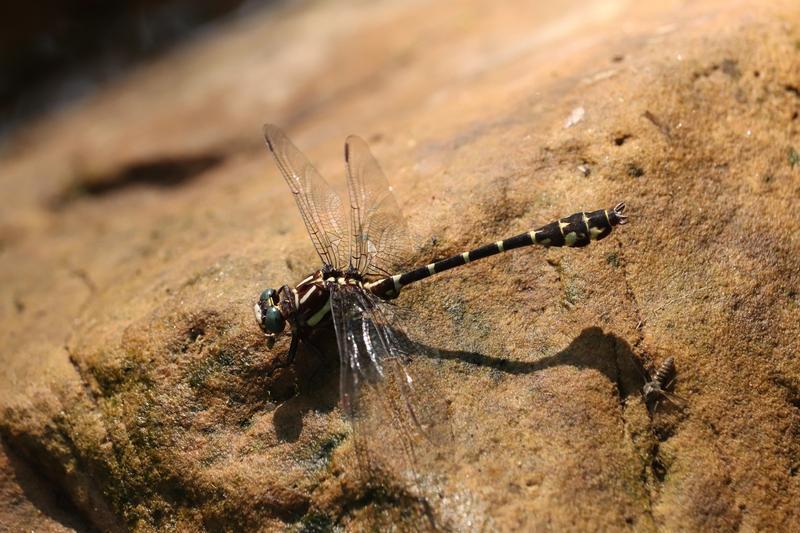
[{"x1": 1, "y1": 0, "x2": 263, "y2": 138}]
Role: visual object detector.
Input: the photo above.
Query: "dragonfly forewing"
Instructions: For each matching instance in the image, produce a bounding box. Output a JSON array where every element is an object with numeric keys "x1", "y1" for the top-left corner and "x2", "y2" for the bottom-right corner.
[
  {"x1": 344, "y1": 135, "x2": 414, "y2": 278},
  {"x1": 263, "y1": 124, "x2": 349, "y2": 269}
]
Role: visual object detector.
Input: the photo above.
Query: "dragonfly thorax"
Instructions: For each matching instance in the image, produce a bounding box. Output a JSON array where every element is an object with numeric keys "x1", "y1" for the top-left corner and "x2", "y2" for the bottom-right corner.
[{"x1": 255, "y1": 268, "x2": 374, "y2": 343}]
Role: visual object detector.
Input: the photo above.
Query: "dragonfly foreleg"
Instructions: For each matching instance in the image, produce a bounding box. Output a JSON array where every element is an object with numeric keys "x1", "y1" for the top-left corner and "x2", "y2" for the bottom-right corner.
[{"x1": 286, "y1": 333, "x2": 299, "y2": 366}]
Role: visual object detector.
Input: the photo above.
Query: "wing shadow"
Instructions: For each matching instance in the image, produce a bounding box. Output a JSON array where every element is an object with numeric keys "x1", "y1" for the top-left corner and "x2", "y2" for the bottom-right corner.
[
  {"x1": 399, "y1": 325, "x2": 649, "y2": 400},
  {"x1": 270, "y1": 325, "x2": 649, "y2": 441}
]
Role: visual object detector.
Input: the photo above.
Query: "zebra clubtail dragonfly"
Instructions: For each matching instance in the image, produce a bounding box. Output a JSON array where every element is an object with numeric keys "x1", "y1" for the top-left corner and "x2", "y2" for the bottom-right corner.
[{"x1": 253, "y1": 123, "x2": 627, "y2": 510}]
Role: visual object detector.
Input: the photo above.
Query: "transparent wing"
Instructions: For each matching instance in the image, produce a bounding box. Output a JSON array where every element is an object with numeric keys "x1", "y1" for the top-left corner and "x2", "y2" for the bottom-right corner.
[
  {"x1": 329, "y1": 284, "x2": 451, "y2": 515},
  {"x1": 344, "y1": 135, "x2": 413, "y2": 278},
  {"x1": 263, "y1": 124, "x2": 348, "y2": 269}
]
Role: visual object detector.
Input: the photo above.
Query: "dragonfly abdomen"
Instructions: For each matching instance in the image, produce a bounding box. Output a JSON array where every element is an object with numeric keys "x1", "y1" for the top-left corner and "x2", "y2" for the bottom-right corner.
[
  {"x1": 370, "y1": 203, "x2": 627, "y2": 298},
  {"x1": 532, "y1": 203, "x2": 626, "y2": 247}
]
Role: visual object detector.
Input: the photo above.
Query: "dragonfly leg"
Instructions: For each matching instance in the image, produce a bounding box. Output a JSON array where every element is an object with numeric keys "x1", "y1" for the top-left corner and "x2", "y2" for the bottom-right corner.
[
  {"x1": 267, "y1": 333, "x2": 299, "y2": 377},
  {"x1": 296, "y1": 334, "x2": 331, "y2": 390},
  {"x1": 286, "y1": 333, "x2": 299, "y2": 365}
]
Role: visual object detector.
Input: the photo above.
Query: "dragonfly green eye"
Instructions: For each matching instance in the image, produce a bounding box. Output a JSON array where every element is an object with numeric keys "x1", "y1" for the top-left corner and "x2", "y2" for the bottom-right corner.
[
  {"x1": 259, "y1": 288, "x2": 277, "y2": 304},
  {"x1": 254, "y1": 288, "x2": 284, "y2": 334},
  {"x1": 262, "y1": 306, "x2": 285, "y2": 333}
]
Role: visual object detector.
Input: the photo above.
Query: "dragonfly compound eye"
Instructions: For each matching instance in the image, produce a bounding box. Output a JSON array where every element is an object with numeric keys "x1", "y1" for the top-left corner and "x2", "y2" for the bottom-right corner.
[
  {"x1": 262, "y1": 306, "x2": 285, "y2": 333},
  {"x1": 259, "y1": 288, "x2": 277, "y2": 305},
  {"x1": 254, "y1": 288, "x2": 283, "y2": 333}
]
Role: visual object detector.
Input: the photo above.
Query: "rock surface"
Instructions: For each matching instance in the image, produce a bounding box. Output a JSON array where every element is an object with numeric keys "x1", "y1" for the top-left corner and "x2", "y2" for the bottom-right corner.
[{"x1": 2, "y1": 0, "x2": 800, "y2": 530}]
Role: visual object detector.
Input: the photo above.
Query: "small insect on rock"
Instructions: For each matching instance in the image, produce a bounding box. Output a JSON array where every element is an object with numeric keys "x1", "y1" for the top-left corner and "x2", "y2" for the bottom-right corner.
[{"x1": 643, "y1": 357, "x2": 687, "y2": 413}]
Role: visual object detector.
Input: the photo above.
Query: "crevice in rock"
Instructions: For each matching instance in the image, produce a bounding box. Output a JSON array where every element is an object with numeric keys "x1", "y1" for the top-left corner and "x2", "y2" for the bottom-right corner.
[
  {"x1": 50, "y1": 152, "x2": 226, "y2": 209},
  {"x1": 67, "y1": 266, "x2": 98, "y2": 295},
  {"x1": 1, "y1": 438, "x2": 97, "y2": 532},
  {"x1": 691, "y1": 59, "x2": 740, "y2": 81},
  {"x1": 610, "y1": 338, "x2": 656, "y2": 525},
  {"x1": 626, "y1": 163, "x2": 645, "y2": 178},
  {"x1": 770, "y1": 374, "x2": 800, "y2": 410},
  {"x1": 67, "y1": 345, "x2": 101, "y2": 403},
  {"x1": 614, "y1": 239, "x2": 645, "y2": 350},
  {"x1": 611, "y1": 236, "x2": 669, "y2": 525},
  {"x1": 295, "y1": 510, "x2": 337, "y2": 533},
  {"x1": 650, "y1": 443, "x2": 667, "y2": 483},
  {"x1": 701, "y1": 419, "x2": 742, "y2": 529},
  {"x1": 642, "y1": 110, "x2": 673, "y2": 139},
  {"x1": 720, "y1": 59, "x2": 741, "y2": 79},
  {"x1": 1, "y1": 410, "x2": 124, "y2": 532}
]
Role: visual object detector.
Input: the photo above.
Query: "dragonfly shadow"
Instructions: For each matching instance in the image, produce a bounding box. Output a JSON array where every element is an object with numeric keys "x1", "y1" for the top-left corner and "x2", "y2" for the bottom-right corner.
[
  {"x1": 271, "y1": 332, "x2": 341, "y2": 442},
  {"x1": 399, "y1": 326, "x2": 649, "y2": 401},
  {"x1": 270, "y1": 326, "x2": 649, "y2": 441}
]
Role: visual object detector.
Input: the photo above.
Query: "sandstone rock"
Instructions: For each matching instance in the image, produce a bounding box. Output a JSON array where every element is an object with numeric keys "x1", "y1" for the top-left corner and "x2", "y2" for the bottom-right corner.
[{"x1": 1, "y1": 0, "x2": 799, "y2": 530}]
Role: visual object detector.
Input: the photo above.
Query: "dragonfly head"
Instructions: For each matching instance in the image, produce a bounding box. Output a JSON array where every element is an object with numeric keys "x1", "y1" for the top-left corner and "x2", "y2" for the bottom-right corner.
[{"x1": 254, "y1": 288, "x2": 286, "y2": 342}]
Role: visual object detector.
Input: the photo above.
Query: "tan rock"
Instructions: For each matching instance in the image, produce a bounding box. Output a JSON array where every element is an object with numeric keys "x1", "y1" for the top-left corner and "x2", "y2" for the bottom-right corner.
[{"x1": 2, "y1": 0, "x2": 799, "y2": 530}]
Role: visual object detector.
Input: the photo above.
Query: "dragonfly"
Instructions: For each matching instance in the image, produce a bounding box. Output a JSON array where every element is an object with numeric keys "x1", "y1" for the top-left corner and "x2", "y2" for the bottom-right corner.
[{"x1": 253, "y1": 124, "x2": 628, "y2": 519}]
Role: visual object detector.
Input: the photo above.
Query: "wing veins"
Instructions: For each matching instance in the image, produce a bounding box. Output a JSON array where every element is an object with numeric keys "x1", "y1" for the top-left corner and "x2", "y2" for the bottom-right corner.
[
  {"x1": 263, "y1": 124, "x2": 347, "y2": 268},
  {"x1": 345, "y1": 135, "x2": 412, "y2": 277}
]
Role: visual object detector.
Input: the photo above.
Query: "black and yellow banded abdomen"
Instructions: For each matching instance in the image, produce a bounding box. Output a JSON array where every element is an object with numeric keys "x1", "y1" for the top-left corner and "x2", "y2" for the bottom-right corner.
[
  {"x1": 369, "y1": 202, "x2": 627, "y2": 298},
  {"x1": 531, "y1": 202, "x2": 627, "y2": 248}
]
